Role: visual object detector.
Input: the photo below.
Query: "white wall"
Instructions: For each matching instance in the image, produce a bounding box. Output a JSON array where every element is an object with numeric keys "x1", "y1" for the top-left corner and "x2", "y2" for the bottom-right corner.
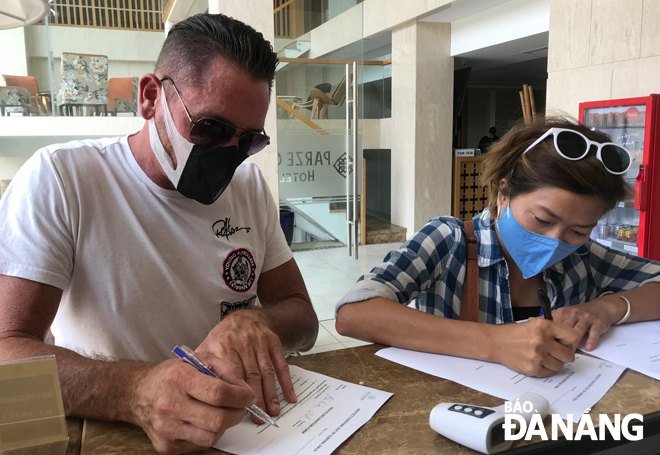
[
  {"x1": 0, "y1": 135, "x2": 109, "y2": 158},
  {"x1": 0, "y1": 157, "x2": 31, "y2": 180},
  {"x1": 0, "y1": 28, "x2": 28, "y2": 78},
  {"x1": 0, "y1": 117, "x2": 145, "y2": 138},
  {"x1": 25, "y1": 26, "x2": 164, "y2": 61},
  {"x1": 188, "y1": 0, "x2": 209, "y2": 17},
  {"x1": 362, "y1": 0, "x2": 453, "y2": 38},
  {"x1": 307, "y1": 3, "x2": 364, "y2": 59},
  {"x1": 328, "y1": 0, "x2": 360, "y2": 21},
  {"x1": 450, "y1": 0, "x2": 550, "y2": 56}
]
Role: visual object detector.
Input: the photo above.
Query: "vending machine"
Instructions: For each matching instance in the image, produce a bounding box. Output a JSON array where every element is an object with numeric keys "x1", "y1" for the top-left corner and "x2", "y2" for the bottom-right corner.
[{"x1": 579, "y1": 95, "x2": 660, "y2": 260}]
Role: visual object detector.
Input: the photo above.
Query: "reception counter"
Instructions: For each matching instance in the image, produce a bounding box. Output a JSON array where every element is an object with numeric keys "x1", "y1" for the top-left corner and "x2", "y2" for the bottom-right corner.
[{"x1": 63, "y1": 344, "x2": 660, "y2": 454}]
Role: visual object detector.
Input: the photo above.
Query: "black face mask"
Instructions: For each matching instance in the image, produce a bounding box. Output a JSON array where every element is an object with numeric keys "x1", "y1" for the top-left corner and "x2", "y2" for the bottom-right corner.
[{"x1": 176, "y1": 145, "x2": 248, "y2": 205}]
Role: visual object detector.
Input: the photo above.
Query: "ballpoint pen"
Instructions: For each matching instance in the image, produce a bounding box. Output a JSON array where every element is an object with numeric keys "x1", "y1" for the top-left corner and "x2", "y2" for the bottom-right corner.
[
  {"x1": 173, "y1": 345, "x2": 280, "y2": 428},
  {"x1": 537, "y1": 288, "x2": 553, "y2": 321}
]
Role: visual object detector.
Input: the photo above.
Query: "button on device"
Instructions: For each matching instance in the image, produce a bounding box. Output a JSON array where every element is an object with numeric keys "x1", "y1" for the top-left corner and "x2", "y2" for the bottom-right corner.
[
  {"x1": 464, "y1": 408, "x2": 473, "y2": 413},
  {"x1": 475, "y1": 410, "x2": 483, "y2": 416},
  {"x1": 453, "y1": 405, "x2": 463, "y2": 410}
]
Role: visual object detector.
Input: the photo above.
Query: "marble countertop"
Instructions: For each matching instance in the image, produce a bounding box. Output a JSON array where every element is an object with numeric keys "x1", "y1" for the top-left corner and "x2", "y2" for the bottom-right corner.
[{"x1": 64, "y1": 344, "x2": 660, "y2": 454}]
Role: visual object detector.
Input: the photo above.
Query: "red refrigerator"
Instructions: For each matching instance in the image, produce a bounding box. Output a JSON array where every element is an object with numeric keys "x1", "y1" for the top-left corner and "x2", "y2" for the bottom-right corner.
[{"x1": 579, "y1": 95, "x2": 660, "y2": 261}]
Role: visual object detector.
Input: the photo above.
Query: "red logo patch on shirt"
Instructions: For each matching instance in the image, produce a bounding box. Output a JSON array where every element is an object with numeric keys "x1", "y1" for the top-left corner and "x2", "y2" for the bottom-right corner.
[{"x1": 223, "y1": 249, "x2": 256, "y2": 292}]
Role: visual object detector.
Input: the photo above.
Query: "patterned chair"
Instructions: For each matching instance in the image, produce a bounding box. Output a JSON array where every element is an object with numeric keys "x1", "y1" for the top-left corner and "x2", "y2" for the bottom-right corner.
[
  {"x1": 57, "y1": 53, "x2": 109, "y2": 116},
  {"x1": 0, "y1": 87, "x2": 31, "y2": 116},
  {"x1": 1, "y1": 75, "x2": 40, "y2": 115},
  {"x1": 108, "y1": 77, "x2": 138, "y2": 116}
]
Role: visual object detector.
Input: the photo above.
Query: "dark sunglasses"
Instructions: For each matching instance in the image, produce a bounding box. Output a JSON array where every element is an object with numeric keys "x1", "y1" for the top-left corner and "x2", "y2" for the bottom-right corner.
[
  {"x1": 522, "y1": 127, "x2": 633, "y2": 175},
  {"x1": 160, "y1": 77, "x2": 270, "y2": 156}
]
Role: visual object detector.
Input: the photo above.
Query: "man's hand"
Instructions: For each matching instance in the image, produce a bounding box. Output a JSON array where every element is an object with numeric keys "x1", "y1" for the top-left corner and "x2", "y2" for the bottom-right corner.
[
  {"x1": 133, "y1": 359, "x2": 256, "y2": 454},
  {"x1": 491, "y1": 318, "x2": 580, "y2": 377},
  {"x1": 551, "y1": 295, "x2": 627, "y2": 351},
  {"x1": 196, "y1": 310, "x2": 297, "y2": 424}
]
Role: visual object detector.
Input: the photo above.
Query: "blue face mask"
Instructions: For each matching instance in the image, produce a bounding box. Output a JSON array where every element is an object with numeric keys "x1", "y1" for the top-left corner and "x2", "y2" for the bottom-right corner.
[{"x1": 497, "y1": 206, "x2": 581, "y2": 279}]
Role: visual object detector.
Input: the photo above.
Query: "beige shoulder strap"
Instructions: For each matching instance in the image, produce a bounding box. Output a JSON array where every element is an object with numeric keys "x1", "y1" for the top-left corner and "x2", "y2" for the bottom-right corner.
[{"x1": 460, "y1": 221, "x2": 480, "y2": 323}]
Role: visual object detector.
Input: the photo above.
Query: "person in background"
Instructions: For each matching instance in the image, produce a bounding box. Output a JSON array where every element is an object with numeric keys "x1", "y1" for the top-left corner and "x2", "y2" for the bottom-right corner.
[
  {"x1": 335, "y1": 116, "x2": 660, "y2": 379},
  {"x1": 478, "y1": 126, "x2": 500, "y2": 153},
  {"x1": 0, "y1": 14, "x2": 318, "y2": 454}
]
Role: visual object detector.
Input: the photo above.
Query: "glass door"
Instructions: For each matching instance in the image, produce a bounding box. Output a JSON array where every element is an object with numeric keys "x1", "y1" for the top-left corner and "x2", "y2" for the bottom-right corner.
[
  {"x1": 273, "y1": 3, "x2": 365, "y2": 257},
  {"x1": 582, "y1": 102, "x2": 647, "y2": 256}
]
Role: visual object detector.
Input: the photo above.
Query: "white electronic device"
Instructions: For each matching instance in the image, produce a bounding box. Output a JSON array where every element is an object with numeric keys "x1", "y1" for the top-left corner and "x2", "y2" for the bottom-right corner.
[{"x1": 429, "y1": 392, "x2": 550, "y2": 454}]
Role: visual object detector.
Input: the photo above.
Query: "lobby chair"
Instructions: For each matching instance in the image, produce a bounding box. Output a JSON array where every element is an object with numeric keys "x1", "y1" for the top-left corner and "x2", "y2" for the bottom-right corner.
[
  {"x1": 1, "y1": 75, "x2": 40, "y2": 115},
  {"x1": 319, "y1": 76, "x2": 347, "y2": 119},
  {"x1": 293, "y1": 79, "x2": 347, "y2": 119},
  {"x1": 108, "y1": 77, "x2": 138, "y2": 116},
  {"x1": 57, "y1": 52, "x2": 109, "y2": 116}
]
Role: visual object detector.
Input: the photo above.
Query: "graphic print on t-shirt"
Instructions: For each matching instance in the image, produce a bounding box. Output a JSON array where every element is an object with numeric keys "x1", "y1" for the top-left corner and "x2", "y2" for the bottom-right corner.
[
  {"x1": 223, "y1": 248, "x2": 256, "y2": 292},
  {"x1": 220, "y1": 295, "x2": 257, "y2": 319},
  {"x1": 212, "y1": 217, "x2": 251, "y2": 240}
]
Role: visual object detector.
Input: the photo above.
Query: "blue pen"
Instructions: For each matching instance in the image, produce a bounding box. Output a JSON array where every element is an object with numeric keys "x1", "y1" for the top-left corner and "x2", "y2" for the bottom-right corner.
[{"x1": 173, "y1": 345, "x2": 279, "y2": 428}]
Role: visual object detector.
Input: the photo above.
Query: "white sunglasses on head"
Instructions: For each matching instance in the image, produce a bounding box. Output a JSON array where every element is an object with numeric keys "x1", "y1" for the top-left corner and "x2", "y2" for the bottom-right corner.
[{"x1": 522, "y1": 127, "x2": 633, "y2": 175}]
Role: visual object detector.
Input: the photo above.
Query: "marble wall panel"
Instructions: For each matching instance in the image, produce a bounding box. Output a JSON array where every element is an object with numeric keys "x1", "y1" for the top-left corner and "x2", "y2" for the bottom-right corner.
[
  {"x1": 391, "y1": 21, "x2": 417, "y2": 235},
  {"x1": 589, "y1": 0, "x2": 643, "y2": 65},
  {"x1": 611, "y1": 56, "x2": 660, "y2": 99},
  {"x1": 414, "y1": 21, "x2": 453, "y2": 229},
  {"x1": 546, "y1": 66, "x2": 612, "y2": 118},
  {"x1": 641, "y1": 0, "x2": 660, "y2": 57},
  {"x1": 391, "y1": 20, "x2": 452, "y2": 235},
  {"x1": 547, "y1": 0, "x2": 591, "y2": 72}
]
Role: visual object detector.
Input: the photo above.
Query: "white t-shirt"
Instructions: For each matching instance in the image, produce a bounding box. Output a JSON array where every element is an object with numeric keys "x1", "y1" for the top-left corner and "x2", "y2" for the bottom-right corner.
[{"x1": 0, "y1": 136, "x2": 293, "y2": 363}]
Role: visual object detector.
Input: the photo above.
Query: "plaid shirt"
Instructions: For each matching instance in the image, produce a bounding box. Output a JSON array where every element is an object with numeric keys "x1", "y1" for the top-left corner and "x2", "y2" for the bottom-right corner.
[{"x1": 336, "y1": 211, "x2": 660, "y2": 324}]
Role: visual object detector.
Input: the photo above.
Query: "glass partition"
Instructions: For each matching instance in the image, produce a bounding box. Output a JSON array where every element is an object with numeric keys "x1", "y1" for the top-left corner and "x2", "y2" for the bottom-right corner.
[
  {"x1": 276, "y1": 59, "x2": 364, "y2": 254},
  {"x1": 274, "y1": 0, "x2": 397, "y2": 255},
  {"x1": 273, "y1": 0, "x2": 364, "y2": 52}
]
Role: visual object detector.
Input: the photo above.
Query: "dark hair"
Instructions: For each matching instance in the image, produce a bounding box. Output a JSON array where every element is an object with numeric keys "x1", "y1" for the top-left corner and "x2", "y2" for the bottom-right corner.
[
  {"x1": 155, "y1": 14, "x2": 278, "y2": 92},
  {"x1": 489, "y1": 126, "x2": 497, "y2": 135},
  {"x1": 480, "y1": 115, "x2": 631, "y2": 216}
]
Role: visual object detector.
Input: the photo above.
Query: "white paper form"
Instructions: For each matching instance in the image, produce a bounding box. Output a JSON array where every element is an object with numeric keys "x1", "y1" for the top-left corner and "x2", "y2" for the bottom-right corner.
[
  {"x1": 376, "y1": 348, "x2": 625, "y2": 424},
  {"x1": 583, "y1": 320, "x2": 660, "y2": 381},
  {"x1": 215, "y1": 365, "x2": 392, "y2": 455}
]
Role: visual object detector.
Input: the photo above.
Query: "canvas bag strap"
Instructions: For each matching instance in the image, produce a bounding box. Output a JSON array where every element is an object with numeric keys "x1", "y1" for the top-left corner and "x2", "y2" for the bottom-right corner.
[{"x1": 460, "y1": 221, "x2": 480, "y2": 322}]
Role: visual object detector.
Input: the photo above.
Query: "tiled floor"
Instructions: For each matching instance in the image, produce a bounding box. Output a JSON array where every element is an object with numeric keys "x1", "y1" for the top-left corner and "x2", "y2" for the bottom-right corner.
[{"x1": 293, "y1": 242, "x2": 403, "y2": 355}]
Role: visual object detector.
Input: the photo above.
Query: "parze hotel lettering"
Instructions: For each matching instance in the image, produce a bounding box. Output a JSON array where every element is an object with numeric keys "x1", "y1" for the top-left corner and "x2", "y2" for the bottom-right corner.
[{"x1": 278, "y1": 151, "x2": 331, "y2": 183}]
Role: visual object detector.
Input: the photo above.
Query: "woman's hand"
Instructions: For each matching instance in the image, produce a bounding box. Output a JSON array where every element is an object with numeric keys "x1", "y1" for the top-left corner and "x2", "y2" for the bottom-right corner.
[
  {"x1": 551, "y1": 295, "x2": 628, "y2": 351},
  {"x1": 490, "y1": 318, "x2": 580, "y2": 377}
]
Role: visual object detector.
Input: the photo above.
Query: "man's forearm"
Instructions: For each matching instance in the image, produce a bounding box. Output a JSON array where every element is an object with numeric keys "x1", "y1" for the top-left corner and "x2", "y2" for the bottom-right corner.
[
  {"x1": 259, "y1": 297, "x2": 318, "y2": 352},
  {"x1": 0, "y1": 336, "x2": 150, "y2": 423}
]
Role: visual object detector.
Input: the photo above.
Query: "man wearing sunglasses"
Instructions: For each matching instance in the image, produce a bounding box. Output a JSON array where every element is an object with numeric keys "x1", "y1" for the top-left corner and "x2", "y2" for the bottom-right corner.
[{"x1": 0, "y1": 14, "x2": 318, "y2": 453}]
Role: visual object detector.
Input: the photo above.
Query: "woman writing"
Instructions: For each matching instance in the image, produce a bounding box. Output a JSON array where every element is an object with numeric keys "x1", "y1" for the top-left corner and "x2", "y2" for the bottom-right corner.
[{"x1": 335, "y1": 117, "x2": 660, "y2": 377}]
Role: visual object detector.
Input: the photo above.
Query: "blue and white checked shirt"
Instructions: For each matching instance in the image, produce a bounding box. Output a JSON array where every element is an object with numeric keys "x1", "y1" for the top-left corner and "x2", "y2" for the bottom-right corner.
[{"x1": 336, "y1": 210, "x2": 660, "y2": 324}]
